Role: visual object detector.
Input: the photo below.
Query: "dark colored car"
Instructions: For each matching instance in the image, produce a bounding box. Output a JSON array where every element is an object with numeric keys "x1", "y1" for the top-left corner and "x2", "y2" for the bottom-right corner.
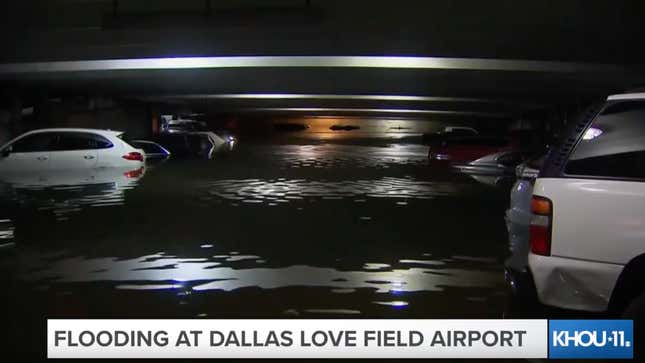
[
  {"x1": 421, "y1": 126, "x2": 479, "y2": 145},
  {"x1": 153, "y1": 133, "x2": 216, "y2": 159},
  {"x1": 129, "y1": 140, "x2": 171, "y2": 159}
]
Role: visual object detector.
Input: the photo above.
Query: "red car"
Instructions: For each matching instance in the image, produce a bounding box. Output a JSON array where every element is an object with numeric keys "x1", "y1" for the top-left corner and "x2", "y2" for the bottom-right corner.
[{"x1": 428, "y1": 137, "x2": 511, "y2": 165}]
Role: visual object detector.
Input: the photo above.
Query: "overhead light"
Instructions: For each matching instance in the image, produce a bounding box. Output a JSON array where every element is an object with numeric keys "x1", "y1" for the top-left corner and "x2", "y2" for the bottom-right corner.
[
  {"x1": 151, "y1": 93, "x2": 503, "y2": 103},
  {"x1": 0, "y1": 56, "x2": 622, "y2": 74}
]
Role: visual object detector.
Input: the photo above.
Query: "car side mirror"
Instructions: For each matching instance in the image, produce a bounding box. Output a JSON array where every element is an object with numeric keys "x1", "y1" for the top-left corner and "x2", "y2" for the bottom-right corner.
[{"x1": 1, "y1": 147, "x2": 11, "y2": 158}]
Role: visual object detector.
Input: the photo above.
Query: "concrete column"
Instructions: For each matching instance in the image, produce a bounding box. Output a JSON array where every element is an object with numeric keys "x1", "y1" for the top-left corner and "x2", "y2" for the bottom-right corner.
[
  {"x1": 34, "y1": 92, "x2": 51, "y2": 130},
  {"x1": 9, "y1": 95, "x2": 22, "y2": 137},
  {"x1": 148, "y1": 103, "x2": 161, "y2": 136},
  {"x1": 0, "y1": 110, "x2": 10, "y2": 145}
]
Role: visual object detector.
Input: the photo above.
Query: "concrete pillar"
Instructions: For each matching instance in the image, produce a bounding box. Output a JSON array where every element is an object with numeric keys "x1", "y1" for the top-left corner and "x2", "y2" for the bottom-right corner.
[
  {"x1": 0, "y1": 110, "x2": 10, "y2": 145},
  {"x1": 148, "y1": 103, "x2": 160, "y2": 136},
  {"x1": 9, "y1": 95, "x2": 22, "y2": 137},
  {"x1": 34, "y1": 92, "x2": 51, "y2": 130}
]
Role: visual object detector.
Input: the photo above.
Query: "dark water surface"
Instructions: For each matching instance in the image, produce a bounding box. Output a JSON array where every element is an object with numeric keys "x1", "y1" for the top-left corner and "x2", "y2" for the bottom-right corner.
[{"x1": 0, "y1": 141, "x2": 512, "y2": 353}]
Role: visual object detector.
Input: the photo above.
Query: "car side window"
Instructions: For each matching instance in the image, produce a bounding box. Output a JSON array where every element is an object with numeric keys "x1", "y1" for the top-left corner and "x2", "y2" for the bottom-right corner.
[
  {"x1": 565, "y1": 101, "x2": 645, "y2": 180},
  {"x1": 10, "y1": 132, "x2": 57, "y2": 153},
  {"x1": 146, "y1": 144, "x2": 164, "y2": 154},
  {"x1": 135, "y1": 142, "x2": 164, "y2": 154},
  {"x1": 55, "y1": 132, "x2": 113, "y2": 151}
]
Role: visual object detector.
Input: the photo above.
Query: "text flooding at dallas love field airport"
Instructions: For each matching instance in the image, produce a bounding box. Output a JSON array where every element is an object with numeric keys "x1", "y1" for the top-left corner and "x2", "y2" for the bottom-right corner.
[{"x1": 48, "y1": 319, "x2": 633, "y2": 359}]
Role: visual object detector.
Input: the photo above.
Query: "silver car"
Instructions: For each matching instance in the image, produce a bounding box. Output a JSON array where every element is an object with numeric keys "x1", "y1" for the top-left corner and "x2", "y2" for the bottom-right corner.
[{"x1": 504, "y1": 155, "x2": 544, "y2": 299}]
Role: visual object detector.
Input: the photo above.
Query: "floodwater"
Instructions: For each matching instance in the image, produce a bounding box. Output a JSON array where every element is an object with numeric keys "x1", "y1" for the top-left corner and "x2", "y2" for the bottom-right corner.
[{"x1": 0, "y1": 140, "x2": 515, "y2": 354}]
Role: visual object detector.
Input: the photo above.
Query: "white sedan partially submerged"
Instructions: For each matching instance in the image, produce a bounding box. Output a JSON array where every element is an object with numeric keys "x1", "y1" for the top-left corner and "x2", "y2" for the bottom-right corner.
[{"x1": 0, "y1": 128, "x2": 145, "y2": 171}]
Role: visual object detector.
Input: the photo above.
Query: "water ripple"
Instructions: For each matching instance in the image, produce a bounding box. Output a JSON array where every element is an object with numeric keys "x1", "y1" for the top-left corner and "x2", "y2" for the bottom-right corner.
[
  {"x1": 272, "y1": 144, "x2": 429, "y2": 169},
  {"x1": 0, "y1": 219, "x2": 14, "y2": 243},
  {"x1": 199, "y1": 177, "x2": 466, "y2": 204},
  {"x1": 19, "y1": 251, "x2": 499, "y2": 294}
]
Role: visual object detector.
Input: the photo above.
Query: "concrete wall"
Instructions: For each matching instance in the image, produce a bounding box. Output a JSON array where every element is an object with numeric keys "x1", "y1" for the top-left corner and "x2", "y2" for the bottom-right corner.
[
  {"x1": 0, "y1": 97, "x2": 151, "y2": 142},
  {"x1": 43, "y1": 98, "x2": 151, "y2": 138}
]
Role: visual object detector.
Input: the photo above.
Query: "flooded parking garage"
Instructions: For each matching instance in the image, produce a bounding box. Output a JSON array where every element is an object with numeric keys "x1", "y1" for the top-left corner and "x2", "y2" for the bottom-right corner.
[
  {"x1": 0, "y1": 140, "x2": 510, "y2": 316},
  {"x1": 2, "y1": 1, "x2": 645, "y2": 359},
  {"x1": 0, "y1": 139, "x2": 520, "y2": 353},
  {"x1": 0, "y1": 105, "x2": 584, "y2": 360}
]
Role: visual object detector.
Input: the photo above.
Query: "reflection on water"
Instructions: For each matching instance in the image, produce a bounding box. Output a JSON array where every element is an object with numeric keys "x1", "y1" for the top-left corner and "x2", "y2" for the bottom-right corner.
[
  {"x1": 373, "y1": 301, "x2": 409, "y2": 308},
  {"x1": 0, "y1": 219, "x2": 14, "y2": 246},
  {"x1": 201, "y1": 177, "x2": 462, "y2": 204},
  {"x1": 0, "y1": 167, "x2": 145, "y2": 220},
  {"x1": 21, "y1": 251, "x2": 497, "y2": 295},
  {"x1": 0, "y1": 142, "x2": 510, "y2": 322},
  {"x1": 274, "y1": 144, "x2": 429, "y2": 169}
]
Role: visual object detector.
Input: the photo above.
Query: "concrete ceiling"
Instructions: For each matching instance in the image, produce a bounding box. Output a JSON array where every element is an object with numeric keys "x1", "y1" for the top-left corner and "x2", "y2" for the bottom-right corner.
[{"x1": 1, "y1": 0, "x2": 645, "y2": 119}]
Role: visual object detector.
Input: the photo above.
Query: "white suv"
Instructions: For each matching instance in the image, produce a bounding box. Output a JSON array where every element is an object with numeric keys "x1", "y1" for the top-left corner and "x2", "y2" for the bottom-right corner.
[
  {"x1": 0, "y1": 128, "x2": 145, "y2": 172},
  {"x1": 529, "y1": 93, "x2": 645, "y2": 315}
]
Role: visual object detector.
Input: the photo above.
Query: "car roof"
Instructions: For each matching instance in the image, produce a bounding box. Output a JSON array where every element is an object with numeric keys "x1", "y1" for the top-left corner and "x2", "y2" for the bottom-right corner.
[
  {"x1": 607, "y1": 93, "x2": 645, "y2": 101},
  {"x1": 21, "y1": 128, "x2": 123, "y2": 136}
]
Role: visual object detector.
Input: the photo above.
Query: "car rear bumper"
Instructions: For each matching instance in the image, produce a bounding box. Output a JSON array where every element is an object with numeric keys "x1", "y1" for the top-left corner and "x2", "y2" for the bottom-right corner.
[{"x1": 528, "y1": 253, "x2": 624, "y2": 312}]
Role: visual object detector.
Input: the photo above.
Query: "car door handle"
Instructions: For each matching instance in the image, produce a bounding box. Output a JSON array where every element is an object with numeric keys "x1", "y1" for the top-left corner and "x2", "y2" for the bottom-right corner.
[
  {"x1": 84, "y1": 155, "x2": 95, "y2": 160},
  {"x1": 36, "y1": 156, "x2": 48, "y2": 161}
]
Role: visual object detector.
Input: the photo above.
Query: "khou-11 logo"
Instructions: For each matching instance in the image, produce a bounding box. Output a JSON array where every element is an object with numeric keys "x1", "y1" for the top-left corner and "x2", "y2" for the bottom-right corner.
[{"x1": 549, "y1": 320, "x2": 633, "y2": 359}]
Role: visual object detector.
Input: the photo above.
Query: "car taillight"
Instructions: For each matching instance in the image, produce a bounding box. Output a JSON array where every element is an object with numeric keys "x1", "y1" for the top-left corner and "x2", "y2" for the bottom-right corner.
[
  {"x1": 529, "y1": 196, "x2": 552, "y2": 256},
  {"x1": 124, "y1": 167, "x2": 144, "y2": 178},
  {"x1": 122, "y1": 152, "x2": 144, "y2": 161}
]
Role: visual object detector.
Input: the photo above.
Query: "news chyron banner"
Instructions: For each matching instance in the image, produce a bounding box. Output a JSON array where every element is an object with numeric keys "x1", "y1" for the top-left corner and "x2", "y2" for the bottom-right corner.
[{"x1": 48, "y1": 319, "x2": 633, "y2": 359}]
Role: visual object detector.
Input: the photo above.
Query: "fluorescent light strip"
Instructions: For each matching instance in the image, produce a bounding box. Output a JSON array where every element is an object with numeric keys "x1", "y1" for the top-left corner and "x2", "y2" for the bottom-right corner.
[
  {"x1": 607, "y1": 92, "x2": 645, "y2": 101},
  {"x1": 154, "y1": 93, "x2": 500, "y2": 103},
  {"x1": 0, "y1": 56, "x2": 622, "y2": 74},
  {"x1": 247, "y1": 107, "x2": 507, "y2": 118}
]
